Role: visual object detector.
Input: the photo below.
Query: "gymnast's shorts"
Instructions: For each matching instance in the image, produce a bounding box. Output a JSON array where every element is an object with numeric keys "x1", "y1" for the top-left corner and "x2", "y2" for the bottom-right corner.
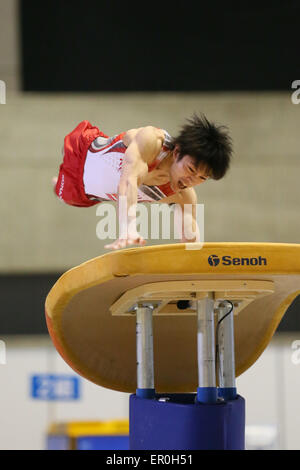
[{"x1": 54, "y1": 120, "x2": 107, "y2": 207}]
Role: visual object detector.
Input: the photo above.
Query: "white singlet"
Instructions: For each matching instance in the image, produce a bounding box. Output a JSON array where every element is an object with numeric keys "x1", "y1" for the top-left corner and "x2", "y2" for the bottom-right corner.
[{"x1": 83, "y1": 129, "x2": 175, "y2": 202}]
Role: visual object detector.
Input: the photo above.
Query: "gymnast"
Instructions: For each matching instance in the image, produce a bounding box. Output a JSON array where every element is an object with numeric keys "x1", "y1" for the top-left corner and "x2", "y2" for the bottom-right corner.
[{"x1": 52, "y1": 113, "x2": 232, "y2": 250}]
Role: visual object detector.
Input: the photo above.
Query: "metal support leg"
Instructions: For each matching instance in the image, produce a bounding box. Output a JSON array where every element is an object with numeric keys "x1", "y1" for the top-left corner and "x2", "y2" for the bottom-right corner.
[
  {"x1": 217, "y1": 303, "x2": 237, "y2": 400},
  {"x1": 136, "y1": 305, "x2": 155, "y2": 398},
  {"x1": 196, "y1": 294, "x2": 217, "y2": 403}
]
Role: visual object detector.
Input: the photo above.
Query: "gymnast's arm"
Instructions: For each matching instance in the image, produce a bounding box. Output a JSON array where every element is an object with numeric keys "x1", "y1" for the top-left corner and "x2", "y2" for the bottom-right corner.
[
  {"x1": 104, "y1": 126, "x2": 163, "y2": 250},
  {"x1": 161, "y1": 187, "x2": 200, "y2": 243}
]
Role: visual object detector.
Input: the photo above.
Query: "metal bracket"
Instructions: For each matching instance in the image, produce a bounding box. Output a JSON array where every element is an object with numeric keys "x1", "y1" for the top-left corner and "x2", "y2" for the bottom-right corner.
[{"x1": 110, "y1": 280, "x2": 274, "y2": 317}]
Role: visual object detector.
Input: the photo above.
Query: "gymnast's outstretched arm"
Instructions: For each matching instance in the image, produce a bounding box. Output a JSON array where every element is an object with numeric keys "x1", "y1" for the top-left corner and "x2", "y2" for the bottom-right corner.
[
  {"x1": 104, "y1": 127, "x2": 163, "y2": 250},
  {"x1": 161, "y1": 188, "x2": 200, "y2": 243},
  {"x1": 177, "y1": 188, "x2": 200, "y2": 243}
]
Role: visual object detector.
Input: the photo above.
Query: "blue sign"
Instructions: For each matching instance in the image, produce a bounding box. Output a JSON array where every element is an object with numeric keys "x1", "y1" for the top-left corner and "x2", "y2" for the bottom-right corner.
[{"x1": 31, "y1": 374, "x2": 80, "y2": 401}]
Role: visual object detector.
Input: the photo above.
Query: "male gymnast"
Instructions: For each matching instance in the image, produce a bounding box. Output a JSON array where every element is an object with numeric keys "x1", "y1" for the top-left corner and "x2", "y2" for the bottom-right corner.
[{"x1": 52, "y1": 113, "x2": 232, "y2": 250}]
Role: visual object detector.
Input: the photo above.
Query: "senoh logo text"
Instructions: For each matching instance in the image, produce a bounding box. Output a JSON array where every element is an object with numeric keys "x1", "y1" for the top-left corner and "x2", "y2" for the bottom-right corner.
[{"x1": 208, "y1": 255, "x2": 267, "y2": 266}]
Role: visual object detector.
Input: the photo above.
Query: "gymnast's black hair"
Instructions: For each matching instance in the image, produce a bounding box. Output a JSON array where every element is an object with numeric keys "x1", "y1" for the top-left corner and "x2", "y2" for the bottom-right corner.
[{"x1": 169, "y1": 113, "x2": 233, "y2": 180}]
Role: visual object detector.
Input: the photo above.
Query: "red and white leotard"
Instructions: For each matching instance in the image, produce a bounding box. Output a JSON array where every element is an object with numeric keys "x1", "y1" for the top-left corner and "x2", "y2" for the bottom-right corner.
[{"x1": 83, "y1": 130, "x2": 175, "y2": 203}]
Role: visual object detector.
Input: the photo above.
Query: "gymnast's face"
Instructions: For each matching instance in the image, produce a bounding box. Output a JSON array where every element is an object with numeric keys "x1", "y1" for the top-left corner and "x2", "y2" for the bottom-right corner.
[{"x1": 169, "y1": 146, "x2": 210, "y2": 192}]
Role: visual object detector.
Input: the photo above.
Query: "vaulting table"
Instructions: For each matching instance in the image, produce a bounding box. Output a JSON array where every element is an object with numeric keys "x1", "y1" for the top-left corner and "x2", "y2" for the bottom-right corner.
[{"x1": 45, "y1": 243, "x2": 300, "y2": 449}]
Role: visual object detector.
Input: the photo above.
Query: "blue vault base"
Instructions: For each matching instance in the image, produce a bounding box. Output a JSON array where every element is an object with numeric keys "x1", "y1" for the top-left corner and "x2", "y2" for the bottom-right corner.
[{"x1": 129, "y1": 393, "x2": 245, "y2": 450}]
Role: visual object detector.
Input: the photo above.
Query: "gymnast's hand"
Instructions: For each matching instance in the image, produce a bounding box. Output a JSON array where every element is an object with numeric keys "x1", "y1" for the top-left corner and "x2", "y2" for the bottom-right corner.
[{"x1": 104, "y1": 232, "x2": 146, "y2": 250}]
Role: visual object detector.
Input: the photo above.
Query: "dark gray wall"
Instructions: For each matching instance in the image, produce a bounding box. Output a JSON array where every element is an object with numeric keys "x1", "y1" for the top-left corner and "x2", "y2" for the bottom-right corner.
[
  {"x1": 0, "y1": 274, "x2": 299, "y2": 335},
  {"x1": 20, "y1": 1, "x2": 299, "y2": 92}
]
